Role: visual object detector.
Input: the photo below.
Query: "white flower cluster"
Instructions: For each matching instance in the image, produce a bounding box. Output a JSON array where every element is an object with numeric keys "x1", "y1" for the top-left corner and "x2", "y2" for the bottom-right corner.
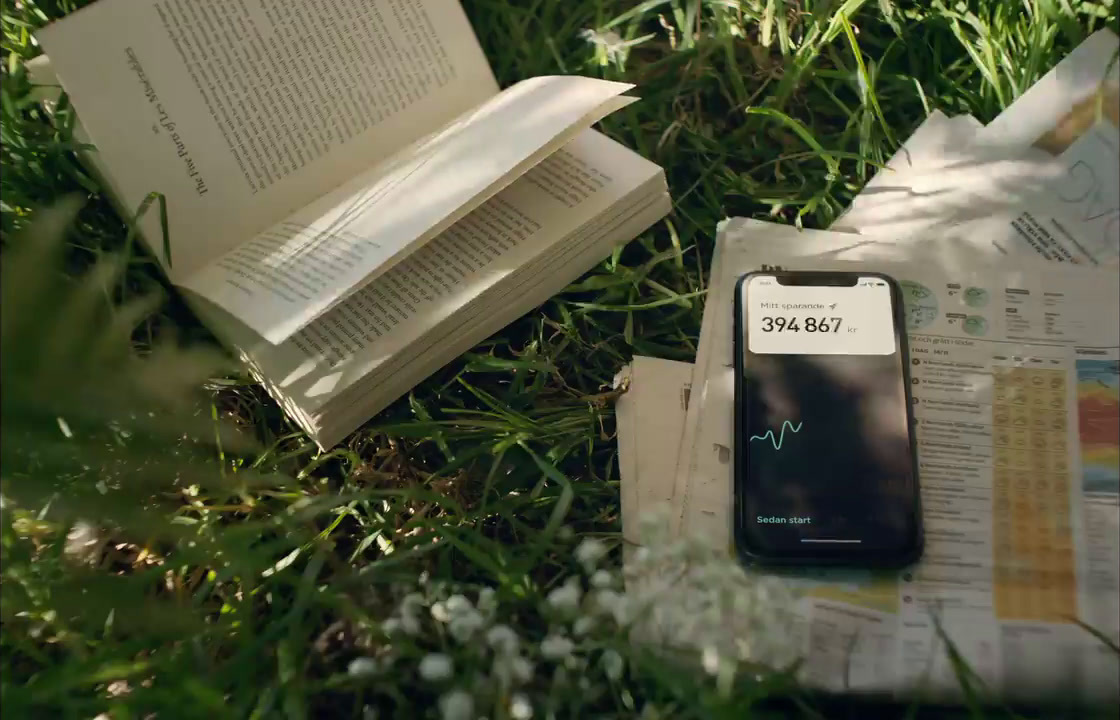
[
  {"x1": 356, "y1": 579, "x2": 546, "y2": 720},
  {"x1": 623, "y1": 512, "x2": 804, "y2": 677},
  {"x1": 349, "y1": 521, "x2": 803, "y2": 718},
  {"x1": 556, "y1": 527, "x2": 801, "y2": 678}
]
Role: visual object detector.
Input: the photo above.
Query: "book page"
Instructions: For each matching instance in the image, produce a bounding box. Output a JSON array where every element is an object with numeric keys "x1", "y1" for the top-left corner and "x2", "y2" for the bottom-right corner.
[
  {"x1": 210, "y1": 130, "x2": 661, "y2": 409},
  {"x1": 305, "y1": 187, "x2": 671, "y2": 447},
  {"x1": 36, "y1": 0, "x2": 498, "y2": 280},
  {"x1": 672, "y1": 219, "x2": 1119, "y2": 702},
  {"x1": 179, "y1": 76, "x2": 636, "y2": 344}
]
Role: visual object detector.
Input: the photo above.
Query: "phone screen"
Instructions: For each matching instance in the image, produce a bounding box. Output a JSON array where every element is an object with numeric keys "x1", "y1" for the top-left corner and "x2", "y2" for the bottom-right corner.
[{"x1": 736, "y1": 273, "x2": 920, "y2": 562}]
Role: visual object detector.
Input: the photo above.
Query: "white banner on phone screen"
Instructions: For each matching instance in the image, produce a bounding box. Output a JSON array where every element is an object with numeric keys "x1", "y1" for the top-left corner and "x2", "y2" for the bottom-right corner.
[{"x1": 745, "y1": 276, "x2": 896, "y2": 355}]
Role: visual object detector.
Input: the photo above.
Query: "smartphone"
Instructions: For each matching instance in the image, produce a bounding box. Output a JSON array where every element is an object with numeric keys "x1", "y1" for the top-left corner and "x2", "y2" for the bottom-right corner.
[{"x1": 733, "y1": 270, "x2": 922, "y2": 568}]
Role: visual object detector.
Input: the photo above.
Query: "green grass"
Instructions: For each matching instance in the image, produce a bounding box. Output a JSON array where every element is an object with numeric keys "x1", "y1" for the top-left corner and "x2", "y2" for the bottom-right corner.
[{"x1": 1, "y1": 0, "x2": 1118, "y2": 718}]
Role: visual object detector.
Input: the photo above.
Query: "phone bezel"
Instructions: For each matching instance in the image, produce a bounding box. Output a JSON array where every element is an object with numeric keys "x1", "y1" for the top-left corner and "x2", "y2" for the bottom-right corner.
[{"x1": 732, "y1": 270, "x2": 924, "y2": 569}]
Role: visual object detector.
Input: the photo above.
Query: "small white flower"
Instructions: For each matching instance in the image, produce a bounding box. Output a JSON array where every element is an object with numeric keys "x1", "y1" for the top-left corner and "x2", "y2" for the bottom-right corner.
[
  {"x1": 398, "y1": 593, "x2": 425, "y2": 634},
  {"x1": 382, "y1": 618, "x2": 402, "y2": 636},
  {"x1": 106, "y1": 680, "x2": 131, "y2": 697},
  {"x1": 448, "y1": 608, "x2": 485, "y2": 642},
  {"x1": 545, "y1": 578, "x2": 582, "y2": 614},
  {"x1": 578, "y1": 28, "x2": 654, "y2": 65},
  {"x1": 702, "y1": 646, "x2": 720, "y2": 676},
  {"x1": 431, "y1": 601, "x2": 451, "y2": 623},
  {"x1": 419, "y1": 653, "x2": 454, "y2": 682},
  {"x1": 348, "y1": 657, "x2": 379, "y2": 678},
  {"x1": 573, "y1": 616, "x2": 595, "y2": 636},
  {"x1": 426, "y1": 593, "x2": 487, "y2": 641},
  {"x1": 445, "y1": 594, "x2": 473, "y2": 614},
  {"x1": 734, "y1": 637, "x2": 753, "y2": 663},
  {"x1": 493, "y1": 652, "x2": 534, "y2": 688},
  {"x1": 510, "y1": 693, "x2": 533, "y2": 720},
  {"x1": 600, "y1": 649, "x2": 624, "y2": 681},
  {"x1": 590, "y1": 569, "x2": 613, "y2": 588},
  {"x1": 575, "y1": 538, "x2": 608, "y2": 570},
  {"x1": 399, "y1": 612, "x2": 421, "y2": 636},
  {"x1": 477, "y1": 587, "x2": 497, "y2": 614},
  {"x1": 511, "y1": 655, "x2": 534, "y2": 683},
  {"x1": 439, "y1": 689, "x2": 473, "y2": 720},
  {"x1": 591, "y1": 589, "x2": 629, "y2": 625},
  {"x1": 486, "y1": 624, "x2": 519, "y2": 655},
  {"x1": 540, "y1": 634, "x2": 575, "y2": 661}
]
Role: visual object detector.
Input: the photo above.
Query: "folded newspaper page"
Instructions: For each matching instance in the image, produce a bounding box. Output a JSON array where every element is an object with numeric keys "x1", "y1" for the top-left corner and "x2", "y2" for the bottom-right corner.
[
  {"x1": 833, "y1": 110, "x2": 983, "y2": 236},
  {"x1": 656, "y1": 219, "x2": 1118, "y2": 703},
  {"x1": 615, "y1": 356, "x2": 693, "y2": 547},
  {"x1": 947, "y1": 113, "x2": 1118, "y2": 266},
  {"x1": 614, "y1": 363, "x2": 639, "y2": 547},
  {"x1": 842, "y1": 29, "x2": 1119, "y2": 266}
]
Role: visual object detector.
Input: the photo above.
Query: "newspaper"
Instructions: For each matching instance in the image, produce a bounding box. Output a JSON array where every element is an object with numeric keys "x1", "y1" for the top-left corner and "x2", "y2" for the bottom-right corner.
[
  {"x1": 615, "y1": 29, "x2": 1120, "y2": 703},
  {"x1": 948, "y1": 117, "x2": 1119, "y2": 266},
  {"x1": 614, "y1": 356, "x2": 693, "y2": 547},
  {"x1": 652, "y1": 219, "x2": 1119, "y2": 702}
]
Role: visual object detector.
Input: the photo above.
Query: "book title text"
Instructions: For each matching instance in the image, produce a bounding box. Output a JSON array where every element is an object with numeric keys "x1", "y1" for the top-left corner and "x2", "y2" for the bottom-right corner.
[{"x1": 125, "y1": 47, "x2": 208, "y2": 196}]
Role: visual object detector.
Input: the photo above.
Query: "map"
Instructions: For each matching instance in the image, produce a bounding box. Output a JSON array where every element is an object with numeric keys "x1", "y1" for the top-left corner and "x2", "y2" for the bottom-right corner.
[{"x1": 1076, "y1": 359, "x2": 1120, "y2": 495}]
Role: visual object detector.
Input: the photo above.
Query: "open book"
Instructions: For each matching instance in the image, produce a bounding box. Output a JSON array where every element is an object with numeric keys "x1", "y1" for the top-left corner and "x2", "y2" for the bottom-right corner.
[{"x1": 33, "y1": 0, "x2": 670, "y2": 448}]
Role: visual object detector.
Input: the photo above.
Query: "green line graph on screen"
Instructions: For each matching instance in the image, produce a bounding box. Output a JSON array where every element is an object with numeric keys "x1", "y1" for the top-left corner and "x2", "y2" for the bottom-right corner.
[{"x1": 749, "y1": 420, "x2": 803, "y2": 451}]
